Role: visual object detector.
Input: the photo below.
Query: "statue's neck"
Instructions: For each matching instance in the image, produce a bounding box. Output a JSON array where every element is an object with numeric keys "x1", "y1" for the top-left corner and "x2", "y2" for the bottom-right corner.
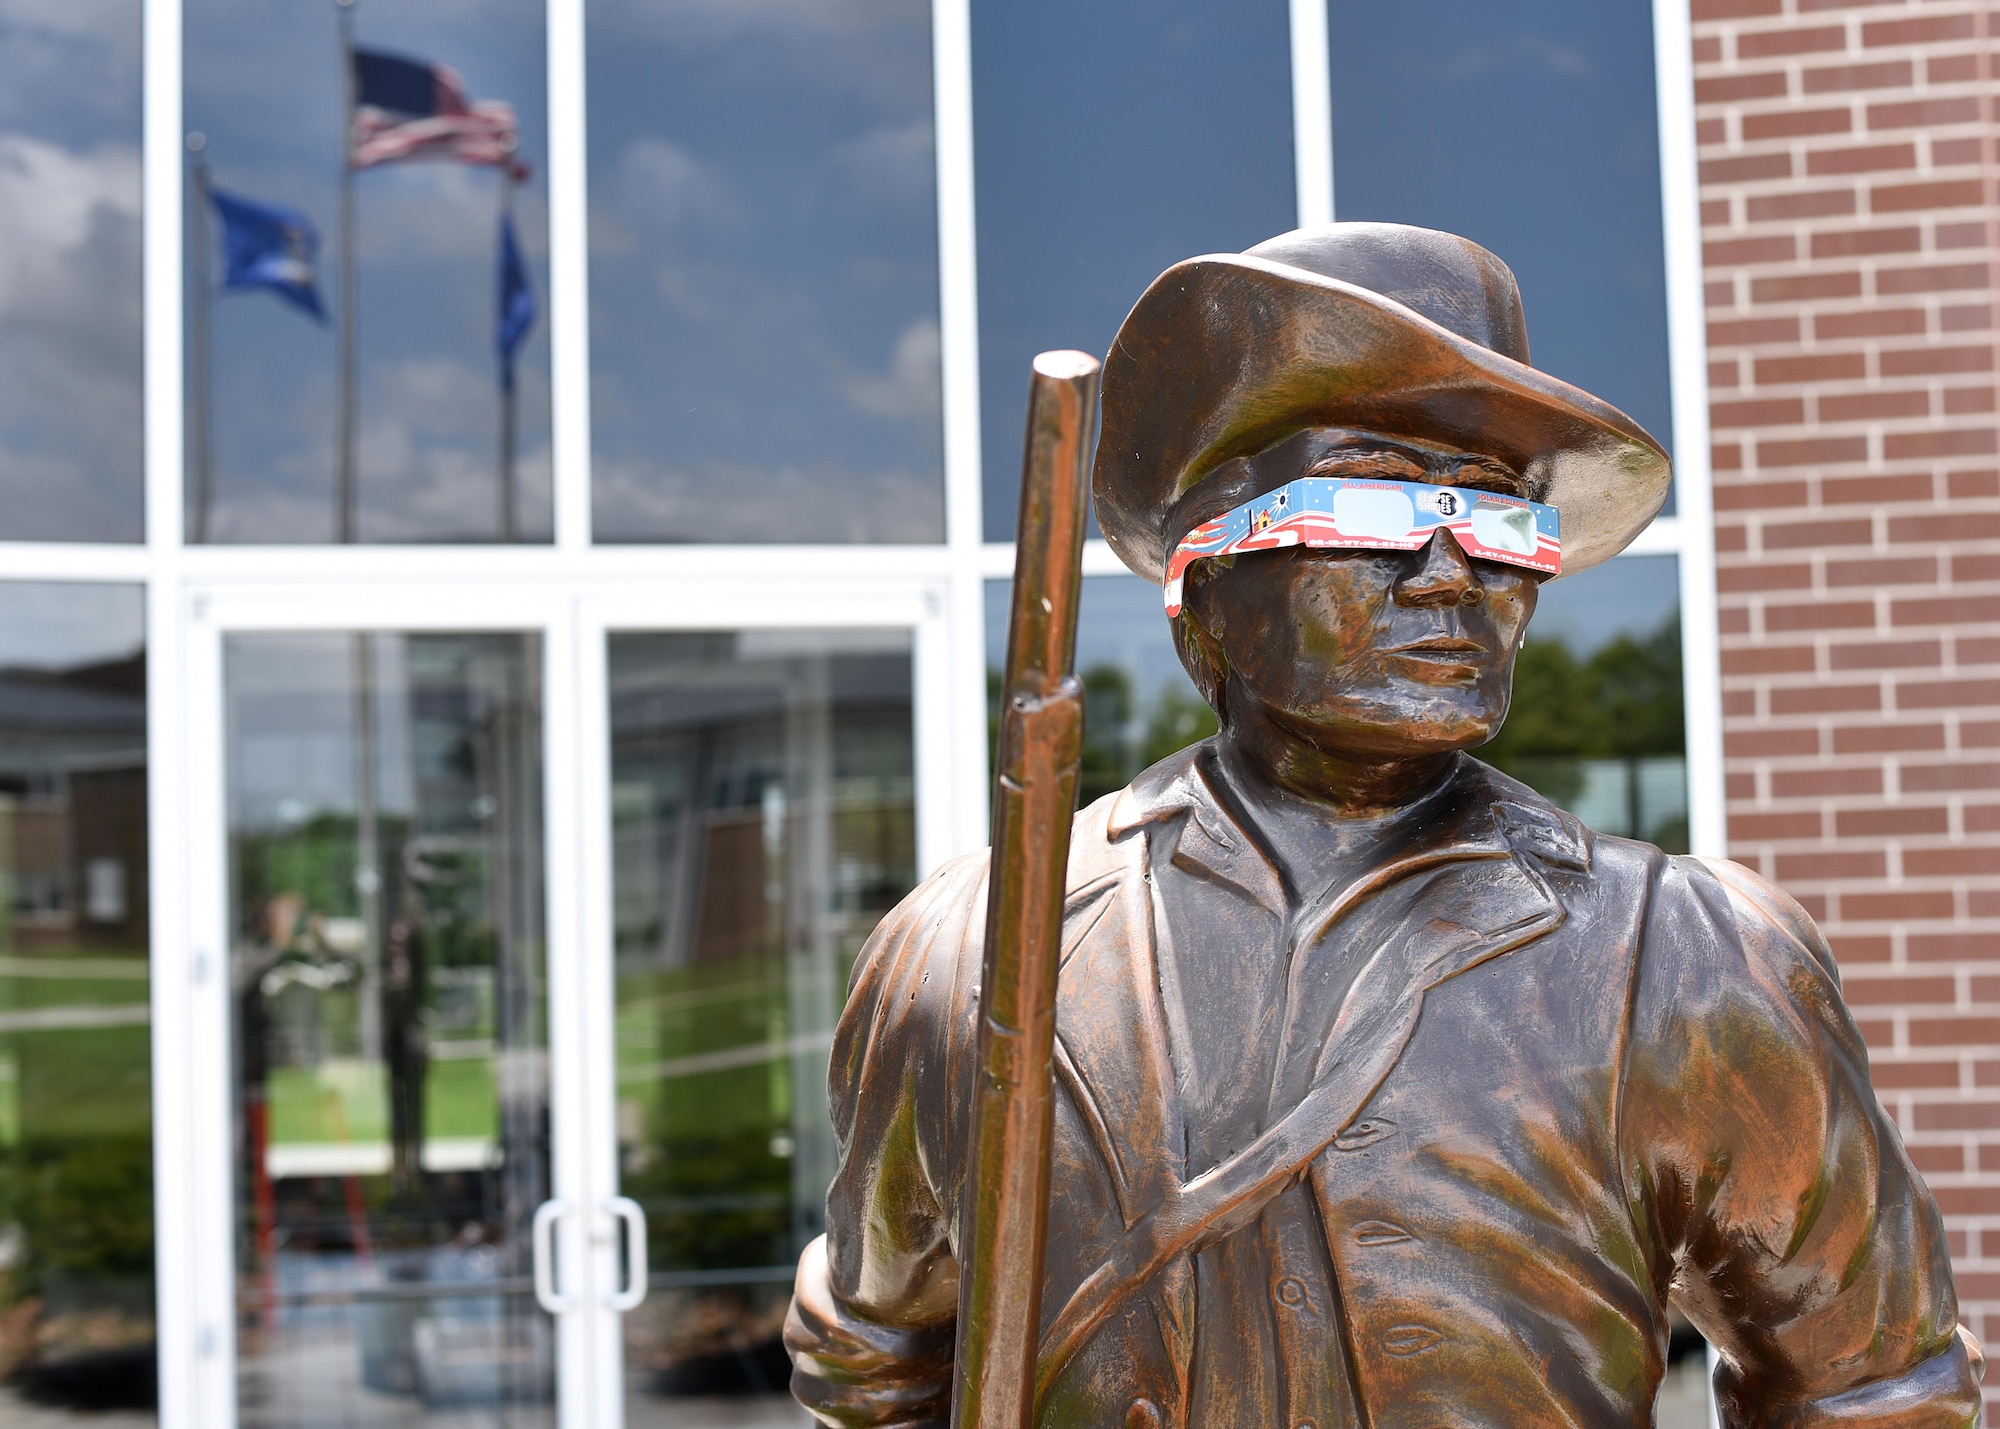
[{"x1": 1207, "y1": 731, "x2": 1460, "y2": 904}]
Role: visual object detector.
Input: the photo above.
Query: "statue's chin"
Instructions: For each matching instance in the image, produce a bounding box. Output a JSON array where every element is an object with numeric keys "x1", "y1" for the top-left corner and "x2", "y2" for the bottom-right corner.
[{"x1": 1241, "y1": 697, "x2": 1504, "y2": 770}]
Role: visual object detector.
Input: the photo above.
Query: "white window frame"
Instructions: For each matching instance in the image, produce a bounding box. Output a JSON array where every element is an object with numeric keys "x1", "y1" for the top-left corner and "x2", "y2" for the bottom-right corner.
[{"x1": 0, "y1": 0, "x2": 1723, "y2": 1423}]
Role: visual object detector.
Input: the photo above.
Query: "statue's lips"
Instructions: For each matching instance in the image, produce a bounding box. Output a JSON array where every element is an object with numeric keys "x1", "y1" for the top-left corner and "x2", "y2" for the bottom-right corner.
[
  {"x1": 1385, "y1": 636, "x2": 1486, "y2": 655},
  {"x1": 1382, "y1": 637, "x2": 1492, "y2": 683}
]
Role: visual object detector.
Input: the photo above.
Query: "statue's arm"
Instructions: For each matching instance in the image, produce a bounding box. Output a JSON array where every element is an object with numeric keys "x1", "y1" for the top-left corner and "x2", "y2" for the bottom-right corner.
[
  {"x1": 1622, "y1": 855, "x2": 1983, "y2": 1429},
  {"x1": 785, "y1": 853, "x2": 987, "y2": 1428}
]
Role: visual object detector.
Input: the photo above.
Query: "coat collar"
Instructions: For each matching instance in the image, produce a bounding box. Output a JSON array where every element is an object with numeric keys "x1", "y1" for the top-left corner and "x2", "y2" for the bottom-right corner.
[{"x1": 1106, "y1": 743, "x2": 1589, "y2": 908}]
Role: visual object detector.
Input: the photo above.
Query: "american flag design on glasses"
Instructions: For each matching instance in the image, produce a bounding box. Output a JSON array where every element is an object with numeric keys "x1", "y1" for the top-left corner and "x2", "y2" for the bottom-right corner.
[{"x1": 1163, "y1": 477, "x2": 1562, "y2": 616}]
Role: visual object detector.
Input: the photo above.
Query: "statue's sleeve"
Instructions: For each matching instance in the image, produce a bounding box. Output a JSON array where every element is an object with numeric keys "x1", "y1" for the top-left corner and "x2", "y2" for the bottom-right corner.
[
  {"x1": 1622, "y1": 854, "x2": 1983, "y2": 1429},
  {"x1": 784, "y1": 852, "x2": 987, "y2": 1427}
]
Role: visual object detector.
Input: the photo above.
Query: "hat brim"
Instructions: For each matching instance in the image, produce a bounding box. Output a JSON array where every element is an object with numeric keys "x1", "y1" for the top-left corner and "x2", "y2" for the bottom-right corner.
[{"x1": 1093, "y1": 253, "x2": 1673, "y2": 585}]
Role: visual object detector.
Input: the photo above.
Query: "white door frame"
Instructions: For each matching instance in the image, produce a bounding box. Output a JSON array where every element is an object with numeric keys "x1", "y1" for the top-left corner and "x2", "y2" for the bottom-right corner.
[{"x1": 159, "y1": 567, "x2": 956, "y2": 1428}]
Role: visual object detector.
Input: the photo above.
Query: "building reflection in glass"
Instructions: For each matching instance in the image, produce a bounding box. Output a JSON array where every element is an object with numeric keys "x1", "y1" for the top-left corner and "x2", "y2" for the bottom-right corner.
[
  {"x1": 184, "y1": 0, "x2": 551, "y2": 543},
  {"x1": 608, "y1": 631, "x2": 915, "y2": 1426},
  {"x1": 972, "y1": 0, "x2": 1294, "y2": 540},
  {"x1": 587, "y1": 0, "x2": 944, "y2": 544},
  {"x1": 0, "y1": 0, "x2": 144, "y2": 542},
  {"x1": 225, "y1": 633, "x2": 551, "y2": 1427},
  {"x1": 0, "y1": 583, "x2": 154, "y2": 1421}
]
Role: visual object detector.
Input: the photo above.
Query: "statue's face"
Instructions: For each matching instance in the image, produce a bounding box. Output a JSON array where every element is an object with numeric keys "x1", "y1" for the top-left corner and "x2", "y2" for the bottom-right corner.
[{"x1": 1182, "y1": 429, "x2": 1541, "y2": 765}]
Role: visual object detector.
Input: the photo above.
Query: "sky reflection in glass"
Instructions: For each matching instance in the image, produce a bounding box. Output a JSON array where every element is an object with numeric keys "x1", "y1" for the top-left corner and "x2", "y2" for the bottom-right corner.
[
  {"x1": 973, "y1": 0, "x2": 1295, "y2": 541},
  {"x1": 185, "y1": 0, "x2": 551, "y2": 542},
  {"x1": 587, "y1": 0, "x2": 943, "y2": 544},
  {"x1": 0, "y1": 0, "x2": 144, "y2": 542},
  {"x1": 1326, "y1": 0, "x2": 1675, "y2": 489}
]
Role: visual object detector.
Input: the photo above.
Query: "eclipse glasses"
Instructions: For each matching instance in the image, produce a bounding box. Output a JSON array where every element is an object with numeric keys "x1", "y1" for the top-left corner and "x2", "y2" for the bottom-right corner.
[{"x1": 1162, "y1": 477, "x2": 1562, "y2": 616}]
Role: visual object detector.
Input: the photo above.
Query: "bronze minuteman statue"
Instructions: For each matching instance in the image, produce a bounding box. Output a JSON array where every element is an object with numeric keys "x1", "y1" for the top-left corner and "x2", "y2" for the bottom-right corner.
[{"x1": 784, "y1": 224, "x2": 1984, "y2": 1427}]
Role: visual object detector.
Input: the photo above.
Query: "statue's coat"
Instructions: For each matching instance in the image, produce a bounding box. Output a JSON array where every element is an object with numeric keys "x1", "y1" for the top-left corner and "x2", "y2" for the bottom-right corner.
[{"x1": 787, "y1": 749, "x2": 1979, "y2": 1429}]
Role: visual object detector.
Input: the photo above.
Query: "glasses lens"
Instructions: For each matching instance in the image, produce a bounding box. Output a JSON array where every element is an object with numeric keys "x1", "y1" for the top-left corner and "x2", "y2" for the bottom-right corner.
[
  {"x1": 1470, "y1": 498, "x2": 1539, "y2": 558},
  {"x1": 1330, "y1": 484, "x2": 1417, "y2": 541}
]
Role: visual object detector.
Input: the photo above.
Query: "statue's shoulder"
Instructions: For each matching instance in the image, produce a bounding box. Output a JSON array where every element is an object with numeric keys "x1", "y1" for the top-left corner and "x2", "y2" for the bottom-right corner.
[
  {"x1": 879, "y1": 846, "x2": 989, "y2": 949},
  {"x1": 1669, "y1": 852, "x2": 1843, "y2": 984},
  {"x1": 851, "y1": 757, "x2": 1164, "y2": 1003},
  {"x1": 844, "y1": 849, "x2": 987, "y2": 1021}
]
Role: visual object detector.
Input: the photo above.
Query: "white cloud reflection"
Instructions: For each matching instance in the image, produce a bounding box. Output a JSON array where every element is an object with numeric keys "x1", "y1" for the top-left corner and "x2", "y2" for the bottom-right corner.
[
  {"x1": 614, "y1": 137, "x2": 745, "y2": 235},
  {"x1": 829, "y1": 118, "x2": 935, "y2": 204},
  {"x1": 205, "y1": 353, "x2": 553, "y2": 544},
  {"x1": 584, "y1": 0, "x2": 943, "y2": 542},
  {"x1": 840, "y1": 319, "x2": 941, "y2": 422},
  {"x1": 0, "y1": 580, "x2": 143, "y2": 669},
  {"x1": 0, "y1": 132, "x2": 142, "y2": 541}
]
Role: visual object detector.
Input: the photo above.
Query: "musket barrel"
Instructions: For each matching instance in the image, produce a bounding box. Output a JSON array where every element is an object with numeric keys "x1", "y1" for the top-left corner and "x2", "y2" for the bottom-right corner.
[{"x1": 950, "y1": 350, "x2": 1100, "y2": 1429}]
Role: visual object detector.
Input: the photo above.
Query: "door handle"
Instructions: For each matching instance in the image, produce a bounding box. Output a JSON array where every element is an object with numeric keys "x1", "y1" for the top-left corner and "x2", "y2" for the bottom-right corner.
[
  {"x1": 604, "y1": 1195, "x2": 648, "y2": 1311},
  {"x1": 531, "y1": 1199, "x2": 575, "y2": 1314}
]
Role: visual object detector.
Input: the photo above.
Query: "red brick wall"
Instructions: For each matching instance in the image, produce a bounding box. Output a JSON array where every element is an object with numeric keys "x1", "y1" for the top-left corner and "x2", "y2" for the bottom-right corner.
[{"x1": 1690, "y1": 0, "x2": 2000, "y2": 1372}]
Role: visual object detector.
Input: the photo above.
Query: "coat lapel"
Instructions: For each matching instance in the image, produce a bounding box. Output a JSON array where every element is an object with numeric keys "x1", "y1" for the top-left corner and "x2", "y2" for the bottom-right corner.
[
  {"x1": 1271, "y1": 777, "x2": 1578, "y2": 1102},
  {"x1": 1055, "y1": 749, "x2": 1287, "y2": 1229}
]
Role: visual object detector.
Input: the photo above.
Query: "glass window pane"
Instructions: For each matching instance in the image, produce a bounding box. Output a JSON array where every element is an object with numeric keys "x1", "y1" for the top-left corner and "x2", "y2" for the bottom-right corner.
[
  {"x1": 0, "y1": 583, "x2": 154, "y2": 1420},
  {"x1": 1326, "y1": 0, "x2": 1676, "y2": 494},
  {"x1": 186, "y1": 1, "x2": 552, "y2": 543},
  {"x1": 1485, "y1": 554, "x2": 1688, "y2": 851},
  {"x1": 0, "y1": 1, "x2": 144, "y2": 542},
  {"x1": 225, "y1": 632, "x2": 552, "y2": 1426},
  {"x1": 588, "y1": 2, "x2": 943, "y2": 545},
  {"x1": 974, "y1": 0, "x2": 1295, "y2": 541},
  {"x1": 990, "y1": 555, "x2": 1686, "y2": 850},
  {"x1": 608, "y1": 630, "x2": 915, "y2": 1425}
]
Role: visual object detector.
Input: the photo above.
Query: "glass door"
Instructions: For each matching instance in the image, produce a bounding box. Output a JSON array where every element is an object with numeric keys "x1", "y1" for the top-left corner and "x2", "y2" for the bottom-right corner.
[
  {"x1": 180, "y1": 581, "x2": 626, "y2": 1429},
  {"x1": 570, "y1": 579, "x2": 965, "y2": 1429},
  {"x1": 176, "y1": 575, "x2": 968, "y2": 1429},
  {"x1": 224, "y1": 629, "x2": 556, "y2": 1427},
  {"x1": 604, "y1": 630, "x2": 918, "y2": 1429}
]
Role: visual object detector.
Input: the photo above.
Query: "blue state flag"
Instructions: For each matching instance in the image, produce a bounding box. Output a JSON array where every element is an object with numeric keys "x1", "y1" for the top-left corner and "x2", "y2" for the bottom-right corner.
[
  {"x1": 496, "y1": 212, "x2": 535, "y2": 390},
  {"x1": 210, "y1": 187, "x2": 325, "y2": 321}
]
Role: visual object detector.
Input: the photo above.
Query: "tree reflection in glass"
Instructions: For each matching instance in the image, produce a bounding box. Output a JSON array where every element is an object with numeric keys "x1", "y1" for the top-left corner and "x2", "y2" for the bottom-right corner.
[
  {"x1": 989, "y1": 559, "x2": 1689, "y2": 851},
  {"x1": 0, "y1": 583, "x2": 154, "y2": 1421}
]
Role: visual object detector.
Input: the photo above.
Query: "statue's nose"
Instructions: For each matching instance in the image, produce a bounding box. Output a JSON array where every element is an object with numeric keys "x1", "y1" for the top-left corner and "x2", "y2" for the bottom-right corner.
[{"x1": 1394, "y1": 530, "x2": 1482, "y2": 608}]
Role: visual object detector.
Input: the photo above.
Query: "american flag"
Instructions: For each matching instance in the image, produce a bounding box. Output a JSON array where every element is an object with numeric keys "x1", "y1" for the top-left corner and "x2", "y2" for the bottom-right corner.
[{"x1": 349, "y1": 48, "x2": 523, "y2": 174}]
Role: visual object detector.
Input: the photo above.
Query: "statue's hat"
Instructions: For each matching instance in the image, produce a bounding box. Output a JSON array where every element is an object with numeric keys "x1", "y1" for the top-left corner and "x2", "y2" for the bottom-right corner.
[{"x1": 1093, "y1": 222, "x2": 1673, "y2": 585}]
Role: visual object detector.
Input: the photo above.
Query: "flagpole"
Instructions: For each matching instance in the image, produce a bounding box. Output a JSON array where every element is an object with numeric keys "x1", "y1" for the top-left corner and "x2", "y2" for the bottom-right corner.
[
  {"x1": 188, "y1": 136, "x2": 215, "y2": 544},
  {"x1": 336, "y1": 0, "x2": 358, "y2": 543},
  {"x1": 498, "y1": 171, "x2": 517, "y2": 543}
]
